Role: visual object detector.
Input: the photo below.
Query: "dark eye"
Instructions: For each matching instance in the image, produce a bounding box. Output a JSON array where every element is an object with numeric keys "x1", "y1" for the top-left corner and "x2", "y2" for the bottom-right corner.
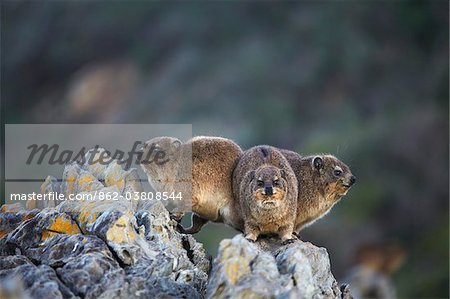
[
  {"x1": 273, "y1": 180, "x2": 280, "y2": 186},
  {"x1": 334, "y1": 170, "x2": 342, "y2": 176},
  {"x1": 257, "y1": 180, "x2": 264, "y2": 187}
]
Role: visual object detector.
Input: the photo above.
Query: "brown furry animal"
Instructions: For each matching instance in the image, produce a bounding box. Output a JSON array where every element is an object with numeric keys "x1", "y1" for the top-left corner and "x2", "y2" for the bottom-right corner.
[
  {"x1": 280, "y1": 150, "x2": 356, "y2": 233},
  {"x1": 233, "y1": 146, "x2": 298, "y2": 243},
  {"x1": 140, "y1": 136, "x2": 243, "y2": 233}
]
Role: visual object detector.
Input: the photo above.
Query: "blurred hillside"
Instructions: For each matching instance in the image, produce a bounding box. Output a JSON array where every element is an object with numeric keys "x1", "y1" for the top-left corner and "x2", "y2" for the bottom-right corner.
[{"x1": 1, "y1": 1, "x2": 448, "y2": 298}]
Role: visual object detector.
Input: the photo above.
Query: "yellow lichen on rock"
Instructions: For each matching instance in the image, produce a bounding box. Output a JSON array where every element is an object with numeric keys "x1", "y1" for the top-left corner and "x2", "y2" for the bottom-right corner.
[
  {"x1": 76, "y1": 172, "x2": 101, "y2": 192},
  {"x1": 224, "y1": 260, "x2": 250, "y2": 285},
  {"x1": 217, "y1": 239, "x2": 252, "y2": 285},
  {"x1": 42, "y1": 214, "x2": 81, "y2": 240},
  {"x1": 78, "y1": 210, "x2": 98, "y2": 233},
  {"x1": 105, "y1": 212, "x2": 138, "y2": 244},
  {"x1": 105, "y1": 177, "x2": 125, "y2": 191},
  {"x1": 104, "y1": 161, "x2": 127, "y2": 192}
]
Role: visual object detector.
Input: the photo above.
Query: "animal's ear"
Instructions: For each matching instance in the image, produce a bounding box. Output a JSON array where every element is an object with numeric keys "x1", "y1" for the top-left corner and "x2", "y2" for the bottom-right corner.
[
  {"x1": 249, "y1": 170, "x2": 255, "y2": 181},
  {"x1": 313, "y1": 156, "x2": 324, "y2": 170},
  {"x1": 172, "y1": 140, "x2": 182, "y2": 150},
  {"x1": 280, "y1": 169, "x2": 286, "y2": 179}
]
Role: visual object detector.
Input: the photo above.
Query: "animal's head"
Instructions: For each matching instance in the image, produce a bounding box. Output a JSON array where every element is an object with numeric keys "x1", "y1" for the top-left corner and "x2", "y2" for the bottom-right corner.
[
  {"x1": 140, "y1": 136, "x2": 182, "y2": 178},
  {"x1": 311, "y1": 154, "x2": 356, "y2": 200},
  {"x1": 249, "y1": 165, "x2": 287, "y2": 209}
]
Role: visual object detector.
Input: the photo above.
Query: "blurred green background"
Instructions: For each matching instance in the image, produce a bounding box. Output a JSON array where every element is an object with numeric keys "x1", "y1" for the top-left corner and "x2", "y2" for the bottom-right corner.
[{"x1": 1, "y1": 1, "x2": 448, "y2": 298}]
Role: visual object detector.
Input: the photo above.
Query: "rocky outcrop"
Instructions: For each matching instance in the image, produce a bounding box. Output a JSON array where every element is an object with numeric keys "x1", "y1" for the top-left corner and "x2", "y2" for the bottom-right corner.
[
  {"x1": 207, "y1": 235, "x2": 352, "y2": 299},
  {"x1": 1, "y1": 148, "x2": 209, "y2": 299},
  {"x1": 0, "y1": 201, "x2": 210, "y2": 299},
  {"x1": 0, "y1": 148, "x2": 351, "y2": 299},
  {"x1": 0, "y1": 204, "x2": 350, "y2": 299}
]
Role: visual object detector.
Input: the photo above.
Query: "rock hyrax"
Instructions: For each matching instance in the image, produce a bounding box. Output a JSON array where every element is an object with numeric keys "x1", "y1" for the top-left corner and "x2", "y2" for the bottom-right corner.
[
  {"x1": 280, "y1": 149, "x2": 356, "y2": 233},
  {"x1": 140, "y1": 136, "x2": 243, "y2": 233},
  {"x1": 233, "y1": 146, "x2": 298, "y2": 243}
]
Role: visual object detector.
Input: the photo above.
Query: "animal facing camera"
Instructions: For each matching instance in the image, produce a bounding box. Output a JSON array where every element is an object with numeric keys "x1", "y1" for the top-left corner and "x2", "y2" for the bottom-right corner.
[{"x1": 313, "y1": 156, "x2": 324, "y2": 170}]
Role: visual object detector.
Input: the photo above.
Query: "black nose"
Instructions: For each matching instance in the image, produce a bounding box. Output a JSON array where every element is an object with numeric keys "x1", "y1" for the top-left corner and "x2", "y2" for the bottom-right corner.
[
  {"x1": 265, "y1": 186, "x2": 273, "y2": 195},
  {"x1": 349, "y1": 175, "x2": 356, "y2": 185}
]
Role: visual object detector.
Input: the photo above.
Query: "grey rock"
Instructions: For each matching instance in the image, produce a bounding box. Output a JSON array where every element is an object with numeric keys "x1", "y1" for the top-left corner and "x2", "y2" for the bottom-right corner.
[
  {"x1": 60, "y1": 162, "x2": 83, "y2": 197},
  {"x1": 0, "y1": 203, "x2": 209, "y2": 299},
  {"x1": 3, "y1": 209, "x2": 82, "y2": 254},
  {"x1": 25, "y1": 234, "x2": 114, "y2": 267},
  {"x1": 1, "y1": 191, "x2": 209, "y2": 299},
  {"x1": 0, "y1": 275, "x2": 31, "y2": 299},
  {"x1": 0, "y1": 255, "x2": 77, "y2": 299},
  {"x1": 124, "y1": 277, "x2": 200, "y2": 299},
  {"x1": 38, "y1": 176, "x2": 62, "y2": 209},
  {"x1": 56, "y1": 252, "x2": 125, "y2": 298},
  {"x1": 0, "y1": 208, "x2": 39, "y2": 241},
  {"x1": 343, "y1": 265, "x2": 394, "y2": 299},
  {"x1": 206, "y1": 235, "x2": 348, "y2": 299}
]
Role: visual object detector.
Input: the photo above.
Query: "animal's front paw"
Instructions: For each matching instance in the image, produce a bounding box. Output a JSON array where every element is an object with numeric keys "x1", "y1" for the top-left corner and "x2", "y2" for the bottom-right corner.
[
  {"x1": 292, "y1": 232, "x2": 300, "y2": 240},
  {"x1": 170, "y1": 212, "x2": 184, "y2": 222}
]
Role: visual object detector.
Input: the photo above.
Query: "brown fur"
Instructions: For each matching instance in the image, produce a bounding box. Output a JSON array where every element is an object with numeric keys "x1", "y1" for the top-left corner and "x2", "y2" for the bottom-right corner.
[
  {"x1": 280, "y1": 149, "x2": 356, "y2": 233},
  {"x1": 233, "y1": 146, "x2": 298, "y2": 242},
  {"x1": 141, "y1": 136, "x2": 243, "y2": 233}
]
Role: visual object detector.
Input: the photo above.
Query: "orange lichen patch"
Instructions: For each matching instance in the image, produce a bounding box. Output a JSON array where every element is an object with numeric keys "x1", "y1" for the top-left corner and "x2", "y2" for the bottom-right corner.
[
  {"x1": 106, "y1": 212, "x2": 138, "y2": 244},
  {"x1": 41, "y1": 216, "x2": 82, "y2": 241},
  {"x1": 41, "y1": 230, "x2": 57, "y2": 240},
  {"x1": 77, "y1": 175, "x2": 95, "y2": 186},
  {"x1": 217, "y1": 239, "x2": 251, "y2": 285},
  {"x1": 74, "y1": 203, "x2": 100, "y2": 233},
  {"x1": 77, "y1": 172, "x2": 102, "y2": 192},
  {"x1": 224, "y1": 259, "x2": 249, "y2": 285},
  {"x1": 50, "y1": 216, "x2": 81, "y2": 234},
  {"x1": 24, "y1": 213, "x2": 36, "y2": 220},
  {"x1": 105, "y1": 177, "x2": 125, "y2": 191}
]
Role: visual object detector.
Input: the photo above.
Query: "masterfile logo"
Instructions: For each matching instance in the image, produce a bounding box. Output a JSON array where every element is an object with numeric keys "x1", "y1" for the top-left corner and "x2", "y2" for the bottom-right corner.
[{"x1": 25, "y1": 142, "x2": 170, "y2": 169}]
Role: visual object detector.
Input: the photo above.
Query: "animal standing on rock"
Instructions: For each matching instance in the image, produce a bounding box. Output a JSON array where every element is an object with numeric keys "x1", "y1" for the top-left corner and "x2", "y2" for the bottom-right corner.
[
  {"x1": 140, "y1": 136, "x2": 244, "y2": 234},
  {"x1": 233, "y1": 146, "x2": 298, "y2": 244},
  {"x1": 280, "y1": 149, "x2": 356, "y2": 234}
]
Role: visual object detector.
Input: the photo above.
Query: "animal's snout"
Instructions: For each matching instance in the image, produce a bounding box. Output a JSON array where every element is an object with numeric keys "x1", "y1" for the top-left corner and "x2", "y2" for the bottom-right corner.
[
  {"x1": 264, "y1": 186, "x2": 273, "y2": 195},
  {"x1": 349, "y1": 175, "x2": 356, "y2": 186}
]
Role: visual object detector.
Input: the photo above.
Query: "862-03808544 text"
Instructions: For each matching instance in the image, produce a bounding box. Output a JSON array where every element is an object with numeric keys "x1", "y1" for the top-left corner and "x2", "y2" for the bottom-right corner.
[{"x1": 9, "y1": 191, "x2": 183, "y2": 202}]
